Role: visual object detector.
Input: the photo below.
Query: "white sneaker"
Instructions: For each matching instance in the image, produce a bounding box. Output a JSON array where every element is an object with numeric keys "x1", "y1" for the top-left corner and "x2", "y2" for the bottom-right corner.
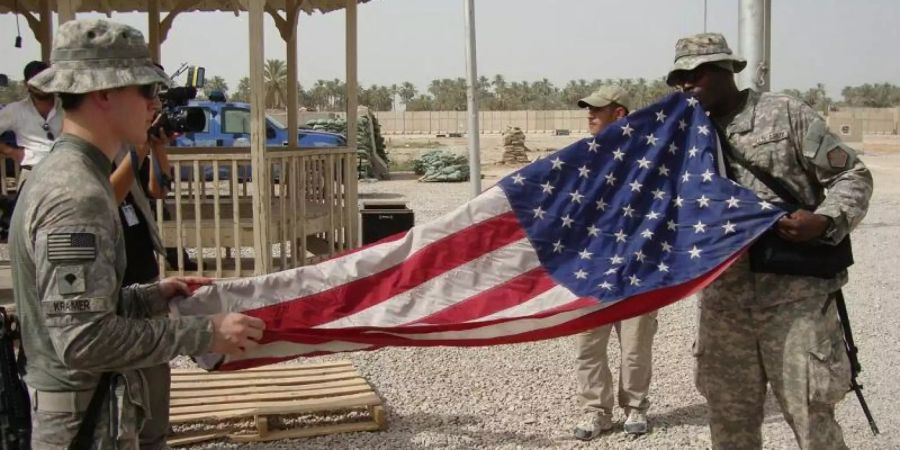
[
  {"x1": 573, "y1": 411, "x2": 614, "y2": 441},
  {"x1": 623, "y1": 408, "x2": 649, "y2": 435}
]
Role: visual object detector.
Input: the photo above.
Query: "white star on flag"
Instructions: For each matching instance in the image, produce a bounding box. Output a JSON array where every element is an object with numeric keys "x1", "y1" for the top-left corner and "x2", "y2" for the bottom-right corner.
[
  {"x1": 651, "y1": 188, "x2": 666, "y2": 199},
  {"x1": 636, "y1": 157, "x2": 652, "y2": 169},
  {"x1": 587, "y1": 140, "x2": 599, "y2": 152},
  {"x1": 641, "y1": 229, "x2": 654, "y2": 239},
  {"x1": 569, "y1": 190, "x2": 585, "y2": 203},
  {"x1": 693, "y1": 220, "x2": 707, "y2": 233},
  {"x1": 687, "y1": 96, "x2": 699, "y2": 107},
  {"x1": 678, "y1": 119, "x2": 688, "y2": 130},
  {"x1": 697, "y1": 195, "x2": 710, "y2": 208},
  {"x1": 578, "y1": 165, "x2": 591, "y2": 178},
  {"x1": 587, "y1": 225, "x2": 600, "y2": 237},
  {"x1": 673, "y1": 196, "x2": 685, "y2": 207},
  {"x1": 621, "y1": 204, "x2": 635, "y2": 217},
  {"x1": 604, "y1": 173, "x2": 617, "y2": 186},
  {"x1": 726, "y1": 196, "x2": 740, "y2": 208},
  {"x1": 511, "y1": 173, "x2": 525, "y2": 185},
  {"x1": 609, "y1": 254, "x2": 624, "y2": 265},
  {"x1": 645, "y1": 134, "x2": 659, "y2": 146},
  {"x1": 595, "y1": 199, "x2": 608, "y2": 211},
  {"x1": 646, "y1": 211, "x2": 661, "y2": 220},
  {"x1": 689, "y1": 245, "x2": 703, "y2": 259},
  {"x1": 759, "y1": 201, "x2": 774, "y2": 210},
  {"x1": 667, "y1": 143, "x2": 679, "y2": 154},
  {"x1": 657, "y1": 165, "x2": 670, "y2": 176},
  {"x1": 574, "y1": 269, "x2": 588, "y2": 280},
  {"x1": 552, "y1": 240, "x2": 564, "y2": 253},
  {"x1": 541, "y1": 181, "x2": 555, "y2": 194},
  {"x1": 614, "y1": 230, "x2": 627, "y2": 243},
  {"x1": 621, "y1": 123, "x2": 634, "y2": 137},
  {"x1": 661, "y1": 241, "x2": 673, "y2": 252},
  {"x1": 561, "y1": 215, "x2": 574, "y2": 228},
  {"x1": 701, "y1": 169, "x2": 714, "y2": 182},
  {"x1": 578, "y1": 249, "x2": 593, "y2": 260},
  {"x1": 550, "y1": 157, "x2": 564, "y2": 170},
  {"x1": 688, "y1": 146, "x2": 700, "y2": 157},
  {"x1": 656, "y1": 110, "x2": 667, "y2": 122},
  {"x1": 629, "y1": 180, "x2": 643, "y2": 192},
  {"x1": 722, "y1": 221, "x2": 737, "y2": 233},
  {"x1": 612, "y1": 148, "x2": 625, "y2": 160},
  {"x1": 657, "y1": 262, "x2": 670, "y2": 272},
  {"x1": 697, "y1": 125, "x2": 710, "y2": 136},
  {"x1": 532, "y1": 206, "x2": 546, "y2": 219},
  {"x1": 629, "y1": 275, "x2": 641, "y2": 286}
]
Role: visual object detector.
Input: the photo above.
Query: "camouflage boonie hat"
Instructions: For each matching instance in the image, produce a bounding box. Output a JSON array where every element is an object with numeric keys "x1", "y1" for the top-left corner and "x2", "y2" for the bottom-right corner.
[
  {"x1": 578, "y1": 84, "x2": 632, "y2": 111},
  {"x1": 28, "y1": 19, "x2": 172, "y2": 94},
  {"x1": 665, "y1": 33, "x2": 746, "y2": 86}
]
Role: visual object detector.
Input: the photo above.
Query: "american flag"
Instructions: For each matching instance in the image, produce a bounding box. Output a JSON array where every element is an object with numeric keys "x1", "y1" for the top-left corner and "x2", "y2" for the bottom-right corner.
[{"x1": 176, "y1": 93, "x2": 784, "y2": 371}]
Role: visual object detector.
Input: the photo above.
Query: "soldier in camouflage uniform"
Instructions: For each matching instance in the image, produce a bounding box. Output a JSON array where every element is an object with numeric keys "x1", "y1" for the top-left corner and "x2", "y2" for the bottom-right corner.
[
  {"x1": 665, "y1": 33, "x2": 873, "y2": 450},
  {"x1": 11, "y1": 19, "x2": 266, "y2": 449}
]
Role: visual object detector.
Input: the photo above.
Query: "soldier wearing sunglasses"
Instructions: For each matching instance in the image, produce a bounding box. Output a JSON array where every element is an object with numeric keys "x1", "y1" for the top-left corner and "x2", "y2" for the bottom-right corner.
[{"x1": 0, "y1": 60, "x2": 63, "y2": 186}]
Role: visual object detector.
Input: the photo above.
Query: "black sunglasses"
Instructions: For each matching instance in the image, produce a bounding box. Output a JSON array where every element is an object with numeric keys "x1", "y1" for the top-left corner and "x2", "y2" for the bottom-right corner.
[
  {"x1": 137, "y1": 83, "x2": 161, "y2": 100},
  {"x1": 42, "y1": 123, "x2": 54, "y2": 140}
]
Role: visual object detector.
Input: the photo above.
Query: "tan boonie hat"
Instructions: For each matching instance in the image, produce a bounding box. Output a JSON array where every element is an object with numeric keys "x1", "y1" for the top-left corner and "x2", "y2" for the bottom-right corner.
[
  {"x1": 578, "y1": 84, "x2": 632, "y2": 111},
  {"x1": 665, "y1": 32, "x2": 747, "y2": 86},
  {"x1": 28, "y1": 19, "x2": 172, "y2": 94}
]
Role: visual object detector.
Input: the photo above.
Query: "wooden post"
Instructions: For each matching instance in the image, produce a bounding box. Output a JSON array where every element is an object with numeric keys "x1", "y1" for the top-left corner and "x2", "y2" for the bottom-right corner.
[
  {"x1": 38, "y1": 0, "x2": 52, "y2": 62},
  {"x1": 249, "y1": 0, "x2": 272, "y2": 274},
  {"x1": 286, "y1": 0, "x2": 299, "y2": 148},
  {"x1": 148, "y1": 0, "x2": 161, "y2": 63},
  {"x1": 345, "y1": 0, "x2": 359, "y2": 248},
  {"x1": 57, "y1": 0, "x2": 78, "y2": 24}
]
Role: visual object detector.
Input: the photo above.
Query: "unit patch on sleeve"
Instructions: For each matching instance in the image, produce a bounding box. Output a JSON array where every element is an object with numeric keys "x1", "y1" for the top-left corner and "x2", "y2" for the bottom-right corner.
[
  {"x1": 826, "y1": 146, "x2": 850, "y2": 169},
  {"x1": 47, "y1": 233, "x2": 97, "y2": 261}
]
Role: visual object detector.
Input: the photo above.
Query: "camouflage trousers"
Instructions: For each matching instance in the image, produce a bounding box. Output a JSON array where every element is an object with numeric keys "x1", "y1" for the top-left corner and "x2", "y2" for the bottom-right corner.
[
  {"x1": 575, "y1": 311, "x2": 658, "y2": 414},
  {"x1": 29, "y1": 374, "x2": 143, "y2": 449},
  {"x1": 693, "y1": 295, "x2": 851, "y2": 450}
]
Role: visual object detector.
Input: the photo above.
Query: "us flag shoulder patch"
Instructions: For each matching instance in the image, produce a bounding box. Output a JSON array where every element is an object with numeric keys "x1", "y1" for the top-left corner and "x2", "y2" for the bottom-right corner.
[{"x1": 47, "y1": 233, "x2": 97, "y2": 261}]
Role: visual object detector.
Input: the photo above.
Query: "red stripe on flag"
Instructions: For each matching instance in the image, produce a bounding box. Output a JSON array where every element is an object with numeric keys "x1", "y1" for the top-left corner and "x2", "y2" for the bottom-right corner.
[
  {"x1": 409, "y1": 267, "x2": 556, "y2": 325},
  {"x1": 218, "y1": 250, "x2": 741, "y2": 371},
  {"x1": 249, "y1": 212, "x2": 526, "y2": 333}
]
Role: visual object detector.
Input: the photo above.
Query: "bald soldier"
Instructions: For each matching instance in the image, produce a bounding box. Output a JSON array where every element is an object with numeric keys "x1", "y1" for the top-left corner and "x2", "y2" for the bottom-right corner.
[
  {"x1": 571, "y1": 85, "x2": 658, "y2": 439},
  {"x1": 665, "y1": 33, "x2": 873, "y2": 450},
  {"x1": 11, "y1": 19, "x2": 265, "y2": 449}
]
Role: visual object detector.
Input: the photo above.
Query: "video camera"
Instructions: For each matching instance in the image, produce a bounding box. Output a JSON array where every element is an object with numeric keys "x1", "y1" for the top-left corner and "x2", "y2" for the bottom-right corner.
[{"x1": 150, "y1": 66, "x2": 206, "y2": 136}]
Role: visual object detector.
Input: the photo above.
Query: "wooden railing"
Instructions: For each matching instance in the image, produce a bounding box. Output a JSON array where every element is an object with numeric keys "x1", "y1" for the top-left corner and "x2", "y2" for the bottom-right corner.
[{"x1": 159, "y1": 147, "x2": 358, "y2": 278}]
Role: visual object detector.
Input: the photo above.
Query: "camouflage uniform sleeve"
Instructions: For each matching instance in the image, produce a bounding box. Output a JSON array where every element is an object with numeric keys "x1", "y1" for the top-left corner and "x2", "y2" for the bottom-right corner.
[
  {"x1": 35, "y1": 220, "x2": 214, "y2": 372},
  {"x1": 791, "y1": 101, "x2": 873, "y2": 244},
  {"x1": 119, "y1": 283, "x2": 169, "y2": 318}
]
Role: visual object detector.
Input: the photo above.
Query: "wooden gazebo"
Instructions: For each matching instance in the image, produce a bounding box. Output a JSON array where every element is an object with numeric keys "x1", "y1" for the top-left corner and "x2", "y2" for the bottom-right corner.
[{"x1": 0, "y1": 0, "x2": 369, "y2": 277}]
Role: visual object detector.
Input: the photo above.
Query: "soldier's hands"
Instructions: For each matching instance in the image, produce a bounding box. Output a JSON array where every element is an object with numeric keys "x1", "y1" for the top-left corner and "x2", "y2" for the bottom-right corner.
[
  {"x1": 0, "y1": 143, "x2": 25, "y2": 164},
  {"x1": 209, "y1": 313, "x2": 266, "y2": 356},
  {"x1": 776, "y1": 210, "x2": 830, "y2": 242},
  {"x1": 159, "y1": 276, "x2": 214, "y2": 300}
]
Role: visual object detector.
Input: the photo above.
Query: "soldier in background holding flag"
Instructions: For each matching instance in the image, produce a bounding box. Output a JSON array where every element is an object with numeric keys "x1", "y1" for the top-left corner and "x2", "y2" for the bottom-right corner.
[
  {"x1": 666, "y1": 33, "x2": 873, "y2": 450},
  {"x1": 571, "y1": 85, "x2": 658, "y2": 439}
]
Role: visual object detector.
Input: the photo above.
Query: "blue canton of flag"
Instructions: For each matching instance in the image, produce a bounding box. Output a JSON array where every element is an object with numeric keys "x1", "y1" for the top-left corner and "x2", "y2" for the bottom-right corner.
[{"x1": 500, "y1": 92, "x2": 784, "y2": 303}]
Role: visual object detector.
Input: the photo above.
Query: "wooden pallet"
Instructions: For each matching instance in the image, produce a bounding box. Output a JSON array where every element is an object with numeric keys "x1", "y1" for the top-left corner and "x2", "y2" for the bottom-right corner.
[{"x1": 167, "y1": 360, "x2": 386, "y2": 446}]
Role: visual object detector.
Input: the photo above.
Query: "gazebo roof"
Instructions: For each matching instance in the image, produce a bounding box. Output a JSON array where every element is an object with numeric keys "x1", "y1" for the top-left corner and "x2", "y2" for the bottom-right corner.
[{"x1": 0, "y1": 0, "x2": 371, "y2": 15}]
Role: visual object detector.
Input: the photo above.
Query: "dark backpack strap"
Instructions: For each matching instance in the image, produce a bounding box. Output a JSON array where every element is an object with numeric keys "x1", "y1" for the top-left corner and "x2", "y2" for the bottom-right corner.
[
  {"x1": 715, "y1": 126, "x2": 805, "y2": 209},
  {"x1": 68, "y1": 372, "x2": 112, "y2": 450}
]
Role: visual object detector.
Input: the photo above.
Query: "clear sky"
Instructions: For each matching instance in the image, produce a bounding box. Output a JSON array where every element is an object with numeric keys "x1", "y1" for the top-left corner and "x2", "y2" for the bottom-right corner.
[{"x1": 1, "y1": 0, "x2": 898, "y2": 98}]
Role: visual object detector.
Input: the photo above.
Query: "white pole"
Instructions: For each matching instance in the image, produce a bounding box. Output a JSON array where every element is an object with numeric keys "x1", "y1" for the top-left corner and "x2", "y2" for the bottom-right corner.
[
  {"x1": 464, "y1": 0, "x2": 481, "y2": 198},
  {"x1": 737, "y1": 0, "x2": 771, "y2": 92}
]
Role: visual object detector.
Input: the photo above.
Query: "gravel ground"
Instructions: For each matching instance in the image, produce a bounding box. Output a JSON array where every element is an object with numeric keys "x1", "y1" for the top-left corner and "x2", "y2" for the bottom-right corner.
[{"x1": 178, "y1": 148, "x2": 900, "y2": 449}]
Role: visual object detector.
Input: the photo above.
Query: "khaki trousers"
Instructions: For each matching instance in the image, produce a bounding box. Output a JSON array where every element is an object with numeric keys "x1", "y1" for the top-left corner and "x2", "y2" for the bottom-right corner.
[
  {"x1": 694, "y1": 295, "x2": 850, "y2": 450},
  {"x1": 575, "y1": 311, "x2": 658, "y2": 414}
]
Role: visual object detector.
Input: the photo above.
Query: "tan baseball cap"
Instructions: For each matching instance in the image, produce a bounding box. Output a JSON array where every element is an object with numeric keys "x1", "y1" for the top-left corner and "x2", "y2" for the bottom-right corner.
[{"x1": 577, "y1": 84, "x2": 632, "y2": 111}]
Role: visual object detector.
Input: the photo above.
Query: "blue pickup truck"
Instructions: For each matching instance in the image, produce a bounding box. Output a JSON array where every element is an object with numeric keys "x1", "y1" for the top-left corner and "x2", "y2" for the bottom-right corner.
[
  {"x1": 175, "y1": 99, "x2": 345, "y2": 149},
  {"x1": 172, "y1": 98, "x2": 345, "y2": 181}
]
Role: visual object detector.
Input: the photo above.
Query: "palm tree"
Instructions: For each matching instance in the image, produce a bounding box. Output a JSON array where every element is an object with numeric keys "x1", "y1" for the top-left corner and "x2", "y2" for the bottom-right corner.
[
  {"x1": 263, "y1": 59, "x2": 288, "y2": 109},
  {"x1": 202, "y1": 76, "x2": 229, "y2": 98}
]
